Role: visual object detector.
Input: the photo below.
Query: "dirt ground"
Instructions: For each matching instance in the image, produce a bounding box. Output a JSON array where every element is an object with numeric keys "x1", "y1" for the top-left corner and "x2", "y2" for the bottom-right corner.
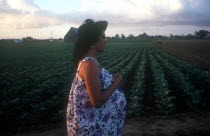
[
  {"x1": 12, "y1": 112, "x2": 210, "y2": 136},
  {"x1": 156, "y1": 40, "x2": 210, "y2": 72}
]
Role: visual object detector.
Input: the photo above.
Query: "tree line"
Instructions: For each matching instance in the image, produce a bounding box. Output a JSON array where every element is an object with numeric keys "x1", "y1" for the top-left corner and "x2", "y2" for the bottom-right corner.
[
  {"x1": 107, "y1": 30, "x2": 210, "y2": 40},
  {"x1": 0, "y1": 30, "x2": 209, "y2": 45}
]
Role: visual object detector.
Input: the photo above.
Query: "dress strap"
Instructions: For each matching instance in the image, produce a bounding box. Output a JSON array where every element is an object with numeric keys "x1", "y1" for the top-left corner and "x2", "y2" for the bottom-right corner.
[{"x1": 76, "y1": 57, "x2": 102, "y2": 75}]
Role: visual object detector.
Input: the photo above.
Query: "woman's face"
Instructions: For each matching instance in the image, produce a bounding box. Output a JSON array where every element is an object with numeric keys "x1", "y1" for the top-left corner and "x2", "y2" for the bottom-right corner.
[{"x1": 94, "y1": 30, "x2": 106, "y2": 52}]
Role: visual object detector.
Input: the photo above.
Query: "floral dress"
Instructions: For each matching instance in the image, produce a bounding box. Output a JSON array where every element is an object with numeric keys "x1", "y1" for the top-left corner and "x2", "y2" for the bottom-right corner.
[{"x1": 66, "y1": 57, "x2": 127, "y2": 136}]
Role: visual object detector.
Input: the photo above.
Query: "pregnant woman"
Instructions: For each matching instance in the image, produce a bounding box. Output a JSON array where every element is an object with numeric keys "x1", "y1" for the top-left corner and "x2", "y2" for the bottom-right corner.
[{"x1": 66, "y1": 19, "x2": 127, "y2": 136}]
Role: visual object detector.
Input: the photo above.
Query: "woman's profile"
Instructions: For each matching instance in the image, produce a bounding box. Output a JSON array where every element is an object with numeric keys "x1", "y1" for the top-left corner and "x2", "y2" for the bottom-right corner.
[{"x1": 66, "y1": 19, "x2": 127, "y2": 136}]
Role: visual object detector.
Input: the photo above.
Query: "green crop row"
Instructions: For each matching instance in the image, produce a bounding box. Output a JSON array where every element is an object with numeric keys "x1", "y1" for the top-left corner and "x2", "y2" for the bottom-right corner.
[
  {"x1": 153, "y1": 46, "x2": 210, "y2": 92},
  {"x1": 127, "y1": 47, "x2": 146, "y2": 116},
  {"x1": 150, "y1": 46, "x2": 204, "y2": 106},
  {"x1": 148, "y1": 46, "x2": 175, "y2": 115}
]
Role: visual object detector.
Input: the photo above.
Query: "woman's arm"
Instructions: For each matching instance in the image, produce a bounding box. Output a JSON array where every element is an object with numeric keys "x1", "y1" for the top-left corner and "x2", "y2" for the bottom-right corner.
[{"x1": 81, "y1": 59, "x2": 118, "y2": 108}]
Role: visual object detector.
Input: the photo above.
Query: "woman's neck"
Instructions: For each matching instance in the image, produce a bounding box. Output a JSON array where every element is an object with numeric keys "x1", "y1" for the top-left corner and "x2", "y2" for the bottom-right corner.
[{"x1": 84, "y1": 49, "x2": 98, "y2": 60}]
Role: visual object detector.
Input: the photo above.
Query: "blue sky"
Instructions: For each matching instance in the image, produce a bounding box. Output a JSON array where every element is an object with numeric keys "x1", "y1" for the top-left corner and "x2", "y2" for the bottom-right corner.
[{"x1": 0, "y1": 0, "x2": 210, "y2": 39}]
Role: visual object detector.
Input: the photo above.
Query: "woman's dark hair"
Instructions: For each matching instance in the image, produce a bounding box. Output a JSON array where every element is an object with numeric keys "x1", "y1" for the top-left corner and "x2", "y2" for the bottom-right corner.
[{"x1": 73, "y1": 19, "x2": 108, "y2": 69}]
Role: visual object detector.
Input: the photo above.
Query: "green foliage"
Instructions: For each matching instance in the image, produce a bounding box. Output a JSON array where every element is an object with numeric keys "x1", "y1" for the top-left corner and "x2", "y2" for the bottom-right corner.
[
  {"x1": 0, "y1": 40, "x2": 209, "y2": 127},
  {"x1": 151, "y1": 46, "x2": 205, "y2": 106},
  {"x1": 127, "y1": 47, "x2": 146, "y2": 116},
  {"x1": 148, "y1": 46, "x2": 175, "y2": 115},
  {"x1": 195, "y1": 30, "x2": 209, "y2": 38}
]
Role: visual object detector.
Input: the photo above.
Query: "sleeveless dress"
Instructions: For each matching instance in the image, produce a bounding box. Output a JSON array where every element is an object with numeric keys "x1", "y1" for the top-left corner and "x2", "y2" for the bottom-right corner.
[{"x1": 66, "y1": 57, "x2": 127, "y2": 136}]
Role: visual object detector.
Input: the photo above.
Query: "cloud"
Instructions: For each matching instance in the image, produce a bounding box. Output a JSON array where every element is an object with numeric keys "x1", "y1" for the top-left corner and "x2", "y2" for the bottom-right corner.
[
  {"x1": 148, "y1": 0, "x2": 210, "y2": 26},
  {"x1": 7, "y1": 0, "x2": 40, "y2": 11},
  {"x1": 0, "y1": 0, "x2": 77, "y2": 29},
  {"x1": 0, "y1": 0, "x2": 210, "y2": 30}
]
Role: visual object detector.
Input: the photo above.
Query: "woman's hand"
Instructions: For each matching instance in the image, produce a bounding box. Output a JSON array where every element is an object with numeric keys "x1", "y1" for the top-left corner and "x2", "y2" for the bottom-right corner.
[{"x1": 113, "y1": 73, "x2": 122, "y2": 87}]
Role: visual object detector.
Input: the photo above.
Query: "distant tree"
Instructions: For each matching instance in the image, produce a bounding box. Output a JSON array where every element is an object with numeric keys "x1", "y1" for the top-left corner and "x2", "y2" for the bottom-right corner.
[
  {"x1": 22, "y1": 36, "x2": 33, "y2": 43},
  {"x1": 181, "y1": 33, "x2": 184, "y2": 37},
  {"x1": 174, "y1": 35, "x2": 182, "y2": 39},
  {"x1": 128, "y1": 34, "x2": 134, "y2": 39},
  {"x1": 121, "y1": 34, "x2": 125, "y2": 39},
  {"x1": 106, "y1": 36, "x2": 111, "y2": 40},
  {"x1": 115, "y1": 34, "x2": 120, "y2": 39},
  {"x1": 185, "y1": 34, "x2": 195, "y2": 39},
  {"x1": 110, "y1": 36, "x2": 115, "y2": 39},
  {"x1": 195, "y1": 30, "x2": 209, "y2": 38},
  {"x1": 137, "y1": 32, "x2": 149, "y2": 39},
  {"x1": 142, "y1": 32, "x2": 148, "y2": 38},
  {"x1": 137, "y1": 34, "x2": 141, "y2": 39}
]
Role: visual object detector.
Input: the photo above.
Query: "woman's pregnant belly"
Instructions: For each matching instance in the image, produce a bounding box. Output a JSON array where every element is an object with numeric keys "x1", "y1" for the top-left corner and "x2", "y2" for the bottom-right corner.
[{"x1": 108, "y1": 88, "x2": 126, "y2": 112}]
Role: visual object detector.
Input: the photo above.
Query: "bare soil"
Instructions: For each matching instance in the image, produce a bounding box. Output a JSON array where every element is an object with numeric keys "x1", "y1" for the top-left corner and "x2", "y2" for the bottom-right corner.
[
  {"x1": 156, "y1": 40, "x2": 210, "y2": 72},
  {"x1": 13, "y1": 112, "x2": 210, "y2": 136}
]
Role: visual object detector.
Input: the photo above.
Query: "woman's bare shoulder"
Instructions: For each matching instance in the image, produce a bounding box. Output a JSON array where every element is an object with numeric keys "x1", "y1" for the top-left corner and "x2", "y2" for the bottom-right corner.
[{"x1": 79, "y1": 59, "x2": 102, "y2": 78}]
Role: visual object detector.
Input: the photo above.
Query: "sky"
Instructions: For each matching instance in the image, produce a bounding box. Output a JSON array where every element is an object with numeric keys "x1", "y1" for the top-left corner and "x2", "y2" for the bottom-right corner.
[{"x1": 0, "y1": 0, "x2": 210, "y2": 39}]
